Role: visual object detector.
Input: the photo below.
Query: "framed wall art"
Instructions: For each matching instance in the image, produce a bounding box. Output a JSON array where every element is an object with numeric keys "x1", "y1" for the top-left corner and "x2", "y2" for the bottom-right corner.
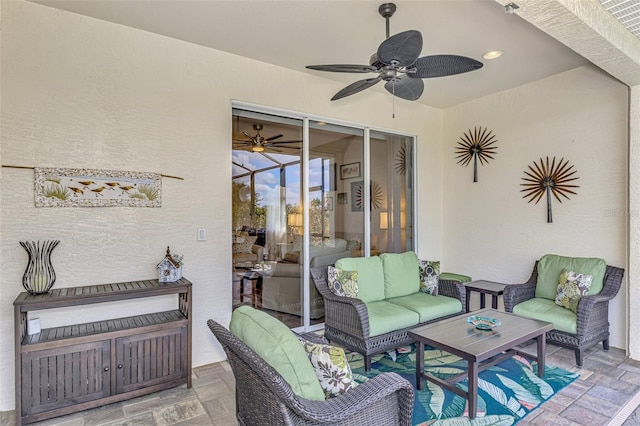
[
  {"x1": 34, "y1": 167, "x2": 162, "y2": 207},
  {"x1": 340, "y1": 162, "x2": 361, "y2": 180}
]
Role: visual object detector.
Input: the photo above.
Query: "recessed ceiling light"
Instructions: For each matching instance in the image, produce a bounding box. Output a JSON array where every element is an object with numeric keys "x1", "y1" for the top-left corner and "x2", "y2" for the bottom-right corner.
[{"x1": 482, "y1": 50, "x2": 504, "y2": 60}]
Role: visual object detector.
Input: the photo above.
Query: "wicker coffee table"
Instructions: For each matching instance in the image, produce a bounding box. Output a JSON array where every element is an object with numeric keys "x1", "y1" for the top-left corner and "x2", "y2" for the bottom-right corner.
[{"x1": 408, "y1": 309, "x2": 553, "y2": 419}]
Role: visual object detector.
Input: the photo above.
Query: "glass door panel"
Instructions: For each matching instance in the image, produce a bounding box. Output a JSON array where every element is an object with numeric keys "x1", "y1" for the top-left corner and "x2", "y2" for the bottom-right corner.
[{"x1": 370, "y1": 131, "x2": 414, "y2": 254}]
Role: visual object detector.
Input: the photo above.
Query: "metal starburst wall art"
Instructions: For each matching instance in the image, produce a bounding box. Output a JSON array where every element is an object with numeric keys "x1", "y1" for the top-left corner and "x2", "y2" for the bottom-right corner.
[
  {"x1": 455, "y1": 127, "x2": 498, "y2": 182},
  {"x1": 520, "y1": 156, "x2": 579, "y2": 223}
]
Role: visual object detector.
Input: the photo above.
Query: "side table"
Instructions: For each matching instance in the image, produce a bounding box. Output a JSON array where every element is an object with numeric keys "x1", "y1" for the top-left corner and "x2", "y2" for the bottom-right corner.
[
  {"x1": 464, "y1": 280, "x2": 506, "y2": 312},
  {"x1": 237, "y1": 271, "x2": 263, "y2": 308}
]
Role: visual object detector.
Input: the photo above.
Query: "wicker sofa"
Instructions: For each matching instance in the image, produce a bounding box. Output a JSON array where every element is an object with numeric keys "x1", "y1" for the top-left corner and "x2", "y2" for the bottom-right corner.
[
  {"x1": 504, "y1": 255, "x2": 624, "y2": 367},
  {"x1": 207, "y1": 307, "x2": 414, "y2": 425},
  {"x1": 310, "y1": 251, "x2": 466, "y2": 372}
]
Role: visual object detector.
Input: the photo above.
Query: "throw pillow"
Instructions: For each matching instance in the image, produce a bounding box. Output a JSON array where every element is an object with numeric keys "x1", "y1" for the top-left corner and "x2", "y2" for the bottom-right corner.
[
  {"x1": 282, "y1": 251, "x2": 300, "y2": 264},
  {"x1": 298, "y1": 338, "x2": 355, "y2": 399},
  {"x1": 555, "y1": 270, "x2": 593, "y2": 313},
  {"x1": 346, "y1": 238, "x2": 361, "y2": 252},
  {"x1": 232, "y1": 234, "x2": 257, "y2": 254},
  {"x1": 327, "y1": 266, "x2": 358, "y2": 298},
  {"x1": 418, "y1": 259, "x2": 440, "y2": 296}
]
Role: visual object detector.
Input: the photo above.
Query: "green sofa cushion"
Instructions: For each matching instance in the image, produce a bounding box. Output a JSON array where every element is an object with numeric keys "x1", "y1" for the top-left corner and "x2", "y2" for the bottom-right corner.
[
  {"x1": 365, "y1": 300, "x2": 420, "y2": 337},
  {"x1": 513, "y1": 297, "x2": 576, "y2": 334},
  {"x1": 229, "y1": 306, "x2": 325, "y2": 401},
  {"x1": 335, "y1": 256, "x2": 385, "y2": 303},
  {"x1": 440, "y1": 272, "x2": 473, "y2": 283},
  {"x1": 536, "y1": 254, "x2": 606, "y2": 300},
  {"x1": 387, "y1": 293, "x2": 462, "y2": 323},
  {"x1": 380, "y1": 251, "x2": 420, "y2": 299}
]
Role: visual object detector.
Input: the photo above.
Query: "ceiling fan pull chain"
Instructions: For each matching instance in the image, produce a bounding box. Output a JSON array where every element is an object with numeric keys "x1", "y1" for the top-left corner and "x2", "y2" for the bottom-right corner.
[{"x1": 392, "y1": 80, "x2": 396, "y2": 118}]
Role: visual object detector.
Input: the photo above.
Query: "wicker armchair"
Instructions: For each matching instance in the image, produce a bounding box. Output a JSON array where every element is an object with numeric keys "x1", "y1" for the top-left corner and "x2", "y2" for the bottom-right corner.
[
  {"x1": 207, "y1": 319, "x2": 414, "y2": 426},
  {"x1": 503, "y1": 261, "x2": 624, "y2": 366},
  {"x1": 310, "y1": 265, "x2": 466, "y2": 372}
]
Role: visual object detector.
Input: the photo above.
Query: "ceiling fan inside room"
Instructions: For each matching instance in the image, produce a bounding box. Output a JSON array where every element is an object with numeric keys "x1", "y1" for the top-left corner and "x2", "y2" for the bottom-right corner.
[
  {"x1": 232, "y1": 123, "x2": 301, "y2": 153},
  {"x1": 306, "y1": 2, "x2": 484, "y2": 101}
]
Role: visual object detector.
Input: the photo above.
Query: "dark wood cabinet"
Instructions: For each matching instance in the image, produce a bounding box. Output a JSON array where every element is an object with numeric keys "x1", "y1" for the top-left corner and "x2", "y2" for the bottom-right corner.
[{"x1": 14, "y1": 278, "x2": 192, "y2": 425}]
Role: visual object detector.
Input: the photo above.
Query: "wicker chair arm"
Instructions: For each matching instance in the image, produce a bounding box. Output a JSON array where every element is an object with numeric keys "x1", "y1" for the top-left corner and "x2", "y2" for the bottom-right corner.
[
  {"x1": 503, "y1": 264, "x2": 538, "y2": 312},
  {"x1": 311, "y1": 266, "x2": 371, "y2": 339},
  {"x1": 575, "y1": 265, "x2": 624, "y2": 336},
  {"x1": 288, "y1": 372, "x2": 414, "y2": 425},
  {"x1": 438, "y1": 279, "x2": 466, "y2": 310}
]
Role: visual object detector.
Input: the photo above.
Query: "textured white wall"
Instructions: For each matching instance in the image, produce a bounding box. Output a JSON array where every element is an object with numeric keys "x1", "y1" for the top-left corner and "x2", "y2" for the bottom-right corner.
[
  {"x1": 0, "y1": 0, "x2": 444, "y2": 410},
  {"x1": 443, "y1": 66, "x2": 629, "y2": 349}
]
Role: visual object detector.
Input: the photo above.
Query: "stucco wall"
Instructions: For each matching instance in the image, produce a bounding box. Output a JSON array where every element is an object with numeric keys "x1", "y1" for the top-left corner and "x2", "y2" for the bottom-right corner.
[
  {"x1": 0, "y1": 0, "x2": 444, "y2": 410},
  {"x1": 629, "y1": 84, "x2": 640, "y2": 360},
  {"x1": 443, "y1": 66, "x2": 629, "y2": 349}
]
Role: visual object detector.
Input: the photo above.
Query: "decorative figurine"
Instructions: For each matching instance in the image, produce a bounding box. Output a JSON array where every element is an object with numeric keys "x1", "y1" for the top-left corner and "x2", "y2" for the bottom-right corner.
[{"x1": 156, "y1": 246, "x2": 183, "y2": 282}]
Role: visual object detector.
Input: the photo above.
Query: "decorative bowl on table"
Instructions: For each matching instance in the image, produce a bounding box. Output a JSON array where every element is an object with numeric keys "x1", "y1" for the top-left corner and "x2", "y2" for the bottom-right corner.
[{"x1": 467, "y1": 315, "x2": 501, "y2": 330}]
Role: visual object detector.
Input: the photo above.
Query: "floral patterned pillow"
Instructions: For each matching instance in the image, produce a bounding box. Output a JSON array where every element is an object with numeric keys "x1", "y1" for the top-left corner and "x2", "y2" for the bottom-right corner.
[
  {"x1": 299, "y1": 339, "x2": 355, "y2": 399},
  {"x1": 327, "y1": 266, "x2": 358, "y2": 298},
  {"x1": 418, "y1": 260, "x2": 440, "y2": 296},
  {"x1": 555, "y1": 270, "x2": 593, "y2": 313}
]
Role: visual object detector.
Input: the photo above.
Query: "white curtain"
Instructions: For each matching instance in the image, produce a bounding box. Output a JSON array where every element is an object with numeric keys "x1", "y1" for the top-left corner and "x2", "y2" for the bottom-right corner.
[{"x1": 265, "y1": 185, "x2": 286, "y2": 259}]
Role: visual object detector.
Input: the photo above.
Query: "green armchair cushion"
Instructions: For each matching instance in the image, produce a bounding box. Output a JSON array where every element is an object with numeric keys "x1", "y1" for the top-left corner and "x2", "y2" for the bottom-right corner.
[
  {"x1": 380, "y1": 251, "x2": 420, "y2": 298},
  {"x1": 229, "y1": 306, "x2": 325, "y2": 401},
  {"x1": 513, "y1": 297, "x2": 577, "y2": 334},
  {"x1": 335, "y1": 256, "x2": 385, "y2": 303},
  {"x1": 439, "y1": 272, "x2": 472, "y2": 283},
  {"x1": 387, "y1": 293, "x2": 463, "y2": 323},
  {"x1": 365, "y1": 300, "x2": 420, "y2": 337},
  {"x1": 535, "y1": 254, "x2": 606, "y2": 300}
]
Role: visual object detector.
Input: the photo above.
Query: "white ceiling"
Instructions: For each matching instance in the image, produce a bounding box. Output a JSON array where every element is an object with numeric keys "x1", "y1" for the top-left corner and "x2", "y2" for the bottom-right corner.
[{"x1": 29, "y1": 0, "x2": 599, "y2": 109}]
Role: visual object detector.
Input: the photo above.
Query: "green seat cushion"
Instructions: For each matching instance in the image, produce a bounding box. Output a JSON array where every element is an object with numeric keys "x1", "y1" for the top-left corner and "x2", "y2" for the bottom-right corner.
[
  {"x1": 387, "y1": 293, "x2": 462, "y2": 323},
  {"x1": 229, "y1": 306, "x2": 325, "y2": 401},
  {"x1": 513, "y1": 297, "x2": 576, "y2": 334},
  {"x1": 335, "y1": 256, "x2": 385, "y2": 303},
  {"x1": 536, "y1": 254, "x2": 606, "y2": 300},
  {"x1": 440, "y1": 272, "x2": 473, "y2": 283},
  {"x1": 365, "y1": 301, "x2": 420, "y2": 337},
  {"x1": 380, "y1": 251, "x2": 420, "y2": 298}
]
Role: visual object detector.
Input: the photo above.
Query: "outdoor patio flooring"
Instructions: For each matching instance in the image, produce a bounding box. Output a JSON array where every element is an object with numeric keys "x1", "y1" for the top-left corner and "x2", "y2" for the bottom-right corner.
[{"x1": 2, "y1": 343, "x2": 639, "y2": 425}]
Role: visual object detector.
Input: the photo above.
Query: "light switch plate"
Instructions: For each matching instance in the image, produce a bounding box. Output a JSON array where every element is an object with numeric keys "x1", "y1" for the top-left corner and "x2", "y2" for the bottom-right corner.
[{"x1": 197, "y1": 228, "x2": 206, "y2": 241}]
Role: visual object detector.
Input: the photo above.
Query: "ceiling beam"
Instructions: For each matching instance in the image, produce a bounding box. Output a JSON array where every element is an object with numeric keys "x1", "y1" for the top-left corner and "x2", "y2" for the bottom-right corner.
[{"x1": 495, "y1": 0, "x2": 640, "y2": 86}]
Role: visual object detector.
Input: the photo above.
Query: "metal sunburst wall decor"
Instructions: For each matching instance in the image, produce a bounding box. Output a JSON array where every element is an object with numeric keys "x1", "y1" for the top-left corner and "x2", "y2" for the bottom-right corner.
[
  {"x1": 395, "y1": 143, "x2": 407, "y2": 176},
  {"x1": 520, "y1": 156, "x2": 579, "y2": 223},
  {"x1": 455, "y1": 127, "x2": 498, "y2": 182}
]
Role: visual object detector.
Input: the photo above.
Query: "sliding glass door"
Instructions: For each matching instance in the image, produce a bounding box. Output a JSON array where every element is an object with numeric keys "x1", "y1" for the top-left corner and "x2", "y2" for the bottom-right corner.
[{"x1": 231, "y1": 105, "x2": 415, "y2": 331}]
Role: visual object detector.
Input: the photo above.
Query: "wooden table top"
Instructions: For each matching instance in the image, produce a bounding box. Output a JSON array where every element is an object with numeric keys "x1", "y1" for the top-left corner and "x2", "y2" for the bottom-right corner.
[{"x1": 409, "y1": 309, "x2": 553, "y2": 361}]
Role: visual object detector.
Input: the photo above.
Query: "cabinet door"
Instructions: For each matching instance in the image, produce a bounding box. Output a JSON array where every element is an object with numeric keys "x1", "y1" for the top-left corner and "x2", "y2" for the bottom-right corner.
[
  {"x1": 21, "y1": 341, "x2": 111, "y2": 416},
  {"x1": 115, "y1": 326, "x2": 188, "y2": 394}
]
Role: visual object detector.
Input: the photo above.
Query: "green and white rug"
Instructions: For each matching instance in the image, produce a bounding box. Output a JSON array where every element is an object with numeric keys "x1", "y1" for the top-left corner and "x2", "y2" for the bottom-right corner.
[{"x1": 348, "y1": 345, "x2": 579, "y2": 426}]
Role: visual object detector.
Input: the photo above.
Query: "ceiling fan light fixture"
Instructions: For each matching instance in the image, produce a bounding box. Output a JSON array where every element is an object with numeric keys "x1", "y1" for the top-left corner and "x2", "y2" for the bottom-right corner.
[
  {"x1": 482, "y1": 50, "x2": 503, "y2": 60},
  {"x1": 252, "y1": 145, "x2": 265, "y2": 153}
]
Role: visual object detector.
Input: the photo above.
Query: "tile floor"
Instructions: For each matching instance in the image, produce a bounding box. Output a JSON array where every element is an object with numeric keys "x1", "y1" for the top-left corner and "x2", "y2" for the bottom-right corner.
[{"x1": 2, "y1": 344, "x2": 639, "y2": 425}]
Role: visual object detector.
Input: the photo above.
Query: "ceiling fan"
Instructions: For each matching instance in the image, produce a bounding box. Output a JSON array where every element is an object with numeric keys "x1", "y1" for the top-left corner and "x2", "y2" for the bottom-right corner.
[
  {"x1": 306, "y1": 2, "x2": 483, "y2": 101},
  {"x1": 232, "y1": 124, "x2": 301, "y2": 153}
]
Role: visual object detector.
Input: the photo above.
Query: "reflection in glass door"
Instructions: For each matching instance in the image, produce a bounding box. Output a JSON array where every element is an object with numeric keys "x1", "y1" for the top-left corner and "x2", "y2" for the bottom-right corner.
[{"x1": 231, "y1": 105, "x2": 414, "y2": 331}]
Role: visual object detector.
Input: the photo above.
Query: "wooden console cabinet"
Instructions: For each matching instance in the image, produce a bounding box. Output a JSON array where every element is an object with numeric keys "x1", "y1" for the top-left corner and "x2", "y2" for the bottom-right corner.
[{"x1": 14, "y1": 278, "x2": 192, "y2": 425}]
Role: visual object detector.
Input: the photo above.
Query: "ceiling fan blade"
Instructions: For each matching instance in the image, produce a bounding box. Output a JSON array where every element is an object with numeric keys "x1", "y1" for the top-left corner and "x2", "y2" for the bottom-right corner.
[
  {"x1": 271, "y1": 140, "x2": 302, "y2": 145},
  {"x1": 377, "y1": 30, "x2": 422, "y2": 67},
  {"x1": 384, "y1": 75, "x2": 424, "y2": 101},
  {"x1": 408, "y1": 55, "x2": 483, "y2": 78},
  {"x1": 265, "y1": 134, "x2": 283, "y2": 142},
  {"x1": 241, "y1": 131, "x2": 255, "y2": 140},
  {"x1": 232, "y1": 140, "x2": 252, "y2": 145},
  {"x1": 331, "y1": 77, "x2": 382, "y2": 101},
  {"x1": 306, "y1": 64, "x2": 378, "y2": 73}
]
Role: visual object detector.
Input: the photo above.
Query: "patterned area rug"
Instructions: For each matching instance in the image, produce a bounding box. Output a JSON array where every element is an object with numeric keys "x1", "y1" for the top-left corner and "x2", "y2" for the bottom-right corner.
[{"x1": 348, "y1": 345, "x2": 579, "y2": 426}]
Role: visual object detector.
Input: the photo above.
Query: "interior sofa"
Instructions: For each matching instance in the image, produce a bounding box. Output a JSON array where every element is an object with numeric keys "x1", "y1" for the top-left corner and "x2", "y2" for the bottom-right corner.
[
  {"x1": 261, "y1": 238, "x2": 351, "y2": 319},
  {"x1": 310, "y1": 251, "x2": 466, "y2": 371}
]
